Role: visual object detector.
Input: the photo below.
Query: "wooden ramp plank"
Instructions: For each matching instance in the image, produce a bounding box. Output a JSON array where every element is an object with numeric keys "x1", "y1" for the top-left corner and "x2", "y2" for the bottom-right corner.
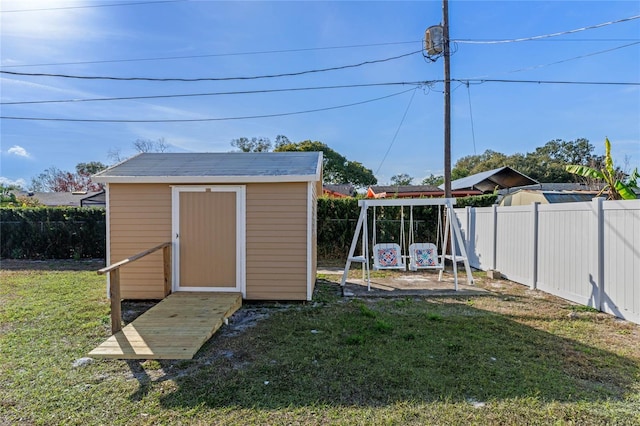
[{"x1": 89, "y1": 292, "x2": 242, "y2": 360}]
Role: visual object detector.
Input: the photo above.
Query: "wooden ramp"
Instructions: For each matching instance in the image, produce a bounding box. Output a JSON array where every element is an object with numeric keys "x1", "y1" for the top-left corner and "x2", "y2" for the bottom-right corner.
[{"x1": 89, "y1": 292, "x2": 242, "y2": 360}]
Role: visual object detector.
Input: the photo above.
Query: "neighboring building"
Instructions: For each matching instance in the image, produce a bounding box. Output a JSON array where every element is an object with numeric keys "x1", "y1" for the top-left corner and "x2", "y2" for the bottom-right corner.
[
  {"x1": 92, "y1": 151, "x2": 323, "y2": 301},
  {"x1": 500, "y1": 190, "x2": 601, "y2": 206},
  {"x1": 498, "y1": 183, "x2": 608, "y2": 206},
  {"x1": 444, "y1": 166, "x2": 538, "y2": 194},
  {"x1": 14, "y1": 190, "x2": 105, "y2": 207},
  {"x1": 323, "y1": 184, "x2": 355, "y2": 198},
  {"x1": 366, "y1": 185, "x2": 443, "y2": 198},
  {"x1": 366, "y1": 184, "x2": 480, "y2": 198},
  {"x1": 79, "y1": 190, "x2": 106, "y2": 207},
  {"x1": 499, "y1": 182, "x2": 604, "y2": 194}
]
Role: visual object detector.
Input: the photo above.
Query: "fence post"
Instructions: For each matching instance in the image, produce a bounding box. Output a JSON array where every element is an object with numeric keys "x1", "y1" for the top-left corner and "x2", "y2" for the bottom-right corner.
[
  {"x1": 463, "y1": 206, "x2": 476, "y2": 268},
  {"x1": 491, "y1": 204, "x2": 498, "y2": 271},
  {"x1": 592, "y1": 197, "x2": 605, "y2": 311},
  {"x1": 465, "y1": 206, "x2": 471, "y2": 248},
  {"x1": 531, "y1": 202, "x2": 539, "y2": 290},
  {"x1": 109, "y1": 268, "x2": 122, "y2": 334}
]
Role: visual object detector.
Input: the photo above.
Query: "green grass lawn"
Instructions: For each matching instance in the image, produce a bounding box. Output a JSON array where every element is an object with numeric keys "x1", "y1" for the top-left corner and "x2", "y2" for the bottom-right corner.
[{"x1": 1, "y1": 263, "x2": 639, "y2": 425}]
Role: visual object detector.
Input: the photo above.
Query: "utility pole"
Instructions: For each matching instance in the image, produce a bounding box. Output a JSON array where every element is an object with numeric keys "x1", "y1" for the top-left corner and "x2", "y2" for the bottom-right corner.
[{"x1": 442, "y1": 0, "x2": 452, "y2": 198}]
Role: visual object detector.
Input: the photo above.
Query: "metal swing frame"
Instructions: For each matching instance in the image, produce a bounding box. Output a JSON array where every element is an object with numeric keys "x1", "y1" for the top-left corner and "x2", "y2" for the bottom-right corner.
[{"x1": 340, "y1": 198, "x2": 474, "y2": 292}]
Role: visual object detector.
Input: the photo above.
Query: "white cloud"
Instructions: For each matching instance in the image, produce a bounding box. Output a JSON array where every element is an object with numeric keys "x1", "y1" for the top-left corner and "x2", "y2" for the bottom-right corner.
[
  {"x1": 0, "y1": 0, "x2": 126, "y2": 68},
  {"x1": 0, "y1": 176, "x2": 27, "y2": 189},
  {"x1": 1, "y1": 1, "x2": 97, "y2": 41},
  {"x1": 7, "y1": 145, "x2": 30, "y2": 158}
]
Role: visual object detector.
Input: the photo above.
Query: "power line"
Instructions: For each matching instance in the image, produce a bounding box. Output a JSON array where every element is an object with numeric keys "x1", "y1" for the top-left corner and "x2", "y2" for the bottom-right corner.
[
  {"x1": 2, "y1": 0, "x2": 185, "y2": 13},
  {"x1": 454, "y1": 14, "x2": 640, "y2": 44},
  {"x1": 463, "y1": 41, "x2": 640, "y2": 81},
  {"x1": 0, "y1": 41, "x2": 420, "y2": 69},
  {"x1": 465, "y1": 83, "x2": 477, "y2": 156},
  {"x1": 0, "y1": 50, "x2": 421, "y2": 82},
  {"x1": 375, "y1": 88, "x2": 419, "y2": 175},
  {"x1": 2, "y1": 38, "x2": 635, "y2": 70},
  {"x1": 0, "y1": 88, "x2": 418, "y2": 123},
  {"x1": 455, "y1": 38, "x2": 639, "y2": 43},
  {"x1": 3, "y1": 78, "x2": 635, "y2": 107},
  {"x1": 453, "y1": 79, "x2": 640, "y2": 86},
  {"x1": 503, "y1": 41, "x2": 640, "y2": 75},
  {"x1": 15, "y1": 76, "x2": 634, "y2": 107},
  {"x1": 0, "y1": 81, "x2": 427, "y2": 105}
]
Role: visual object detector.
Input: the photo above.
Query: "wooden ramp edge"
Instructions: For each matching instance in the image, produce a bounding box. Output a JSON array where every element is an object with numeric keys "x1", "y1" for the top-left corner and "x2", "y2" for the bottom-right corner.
[{"x1": 89, "y1": 292, "x2": 242, "y2": 360}]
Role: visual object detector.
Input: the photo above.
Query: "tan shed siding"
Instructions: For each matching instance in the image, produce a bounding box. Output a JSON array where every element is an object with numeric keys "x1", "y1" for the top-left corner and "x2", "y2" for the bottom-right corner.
[
  {"x1": 310, "y1": 181, "x2": 318, "y2": 297},
  {"x1": 109, "y1": 184, "x2": 171, "y2": 299},
  {"x1": 245, "y1": 182, "x2": 309, "y2": 300}
]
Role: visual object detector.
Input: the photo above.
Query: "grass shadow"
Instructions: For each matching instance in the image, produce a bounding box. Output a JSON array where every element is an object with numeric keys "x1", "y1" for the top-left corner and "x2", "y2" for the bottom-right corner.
[
  {"x1": 0, "y1": 258, "x2": 105, "y2": 271},
  {"x1": 126, "y1": 360, "x2": 154, "y2": 402}
]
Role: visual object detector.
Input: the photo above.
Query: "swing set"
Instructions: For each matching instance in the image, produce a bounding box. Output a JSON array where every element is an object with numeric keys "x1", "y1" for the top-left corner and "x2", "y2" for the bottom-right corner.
[{"x1": 340, "y1": 198, "x2": 473, "y2": 291}]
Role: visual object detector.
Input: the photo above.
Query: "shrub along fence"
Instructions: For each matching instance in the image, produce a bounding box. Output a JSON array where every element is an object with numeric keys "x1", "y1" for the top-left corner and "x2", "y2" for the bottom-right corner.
[
  {"x1": 0, "y1": 207, "x2": 106, "y2": 259},
  {"x1": 0, "y1": 195, "x2": 496, "y2": 260},
  {"x1": 317, "y1": 194, "x2": 497, "y2": 260}
]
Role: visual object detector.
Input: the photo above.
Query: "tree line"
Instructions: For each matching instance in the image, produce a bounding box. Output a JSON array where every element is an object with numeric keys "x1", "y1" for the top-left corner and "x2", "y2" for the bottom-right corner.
[
  {"x1": 14, "y1": 135, "x2": 634, "y2": 194},
  {"x1": 230, "y1": 135, "x2": 377, "y2": 188},
  {"x1": 24, "y1": 136, "x2": 379, "y2": 193},
  {"x1": 386, "y1": 138, "x2": 614, "y2": 187}
]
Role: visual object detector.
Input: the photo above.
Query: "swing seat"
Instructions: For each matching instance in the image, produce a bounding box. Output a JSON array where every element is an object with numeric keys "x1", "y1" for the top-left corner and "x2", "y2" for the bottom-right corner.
[
  {"x1": 373, "y1": 243, "x2": 406, "y2": 270},
  {"x1": 408, "y1": 243, "x2": 443, "y2": 271}
]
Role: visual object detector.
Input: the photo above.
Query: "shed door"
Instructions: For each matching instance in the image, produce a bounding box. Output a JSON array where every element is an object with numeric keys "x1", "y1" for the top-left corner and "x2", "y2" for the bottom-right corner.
[{"x1": 172, "y1": 186, "x2": 245, "y2": 295}]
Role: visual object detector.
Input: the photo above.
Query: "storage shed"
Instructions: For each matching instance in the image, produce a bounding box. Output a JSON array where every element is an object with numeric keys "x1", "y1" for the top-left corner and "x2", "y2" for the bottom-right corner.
[{"x1": 92, "y1": 151, "x2": 323, "y2": 301}]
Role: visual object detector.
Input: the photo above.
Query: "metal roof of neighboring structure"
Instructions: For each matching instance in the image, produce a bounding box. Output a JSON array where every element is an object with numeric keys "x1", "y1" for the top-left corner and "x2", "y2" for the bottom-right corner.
[
  {"x1": 442, "y1": 166, "x2": 538, "y2": 193},
  {"x1": 92, "y1": 152, "x2": 323, "y2": 184},
  {"x1": 323, "y1": 184, "x2": 355, "y2": 198},
  {"x1": 366, "y1": 184, "x2": 482, "y2": 198},
  {"x1": 498, "y1": 182, "x2": 605, "y2": 194},
  {"x1": 367, "y1": 185, "x2": 441, "y2": 199},
  {"x1": 80, "y1": 190, "x2": 106, "y2": 207},
  {"x1": 542, "y1": 192, "x2": 599, "y2": 203},
  {"x1": 500, "y1": 189, "x2": 600, "y2": 206},
  {"x1": 14, "y1": 191, "x2": 104, "y2": 207},
  {"x1": 369, "y1": 185, "x2": 441, "y2": 194}
]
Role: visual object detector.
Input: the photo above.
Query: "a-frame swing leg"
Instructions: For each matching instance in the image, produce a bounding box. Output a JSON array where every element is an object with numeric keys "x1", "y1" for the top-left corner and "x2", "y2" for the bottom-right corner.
[
  {"x1": 438, "y1": 209, "x2": 451, "y2": 283},
  {"x1": 451, "y1": 213, "x2": 474, "y2": 286},
  {"x1": 438, "y1": 206, "x2": 474, "y2": 288},
  {"x1": 340, "y1": 205, "x2": 370, "y2": 292}
]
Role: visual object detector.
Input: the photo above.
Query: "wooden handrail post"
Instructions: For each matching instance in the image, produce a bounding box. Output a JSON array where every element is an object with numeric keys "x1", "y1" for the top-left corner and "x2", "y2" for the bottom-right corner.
[
  {"x1": 109, "y1": 268, "x2": 122, "y2": 334},
  {"x1": 98, "y1": 241, "x2": 170, "y2": 335},
  {"x1": 163, "y1": 244, "x2": 172, "y2": 296}
]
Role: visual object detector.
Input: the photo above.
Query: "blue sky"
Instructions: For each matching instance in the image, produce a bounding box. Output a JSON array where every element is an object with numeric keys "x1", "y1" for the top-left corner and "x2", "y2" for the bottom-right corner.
[{"x1": 1, "y1": 0, "x2": 639, "y2": 189}]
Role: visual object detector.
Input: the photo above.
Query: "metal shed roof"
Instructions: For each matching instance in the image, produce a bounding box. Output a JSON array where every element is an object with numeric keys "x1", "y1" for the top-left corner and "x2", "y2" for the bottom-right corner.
[
  {"x1": 93, "y1": 152, "x2": 323, "y2": 184},
  {"x1": 442, "y1": 166, "x2": 538, "y2": 193}
]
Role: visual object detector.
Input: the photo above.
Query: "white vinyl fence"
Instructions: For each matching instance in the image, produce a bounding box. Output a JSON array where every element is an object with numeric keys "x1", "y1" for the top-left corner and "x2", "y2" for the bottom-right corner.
[{"x1": 456, "y1": 199, "x2": 640, "y2": 324}]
